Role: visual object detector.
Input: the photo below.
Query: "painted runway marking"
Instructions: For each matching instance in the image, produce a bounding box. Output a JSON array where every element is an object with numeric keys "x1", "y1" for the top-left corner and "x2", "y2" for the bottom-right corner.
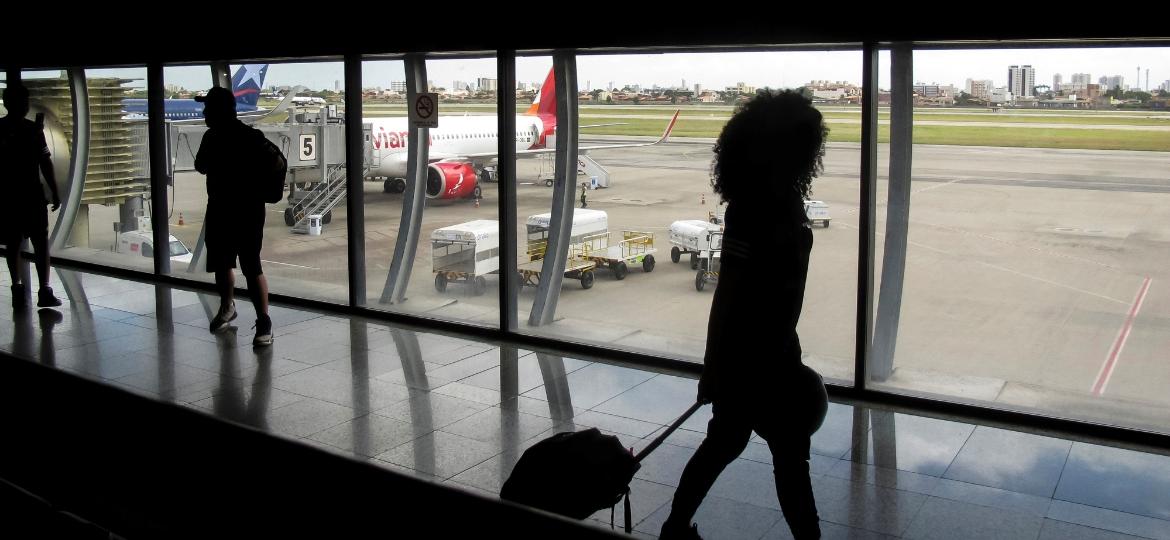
[
  {"x1": 261, "y1": 259, "x2": 319, "y2": 270},
  {"x1": 1092, "y1": 277, "x2": 1152, "y2": 396}
]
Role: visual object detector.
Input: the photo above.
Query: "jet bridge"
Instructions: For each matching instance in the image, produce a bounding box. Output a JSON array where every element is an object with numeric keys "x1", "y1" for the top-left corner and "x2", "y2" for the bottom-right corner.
[{"x1": 163, "y1": 108, "x2": 372, "y2": 234}]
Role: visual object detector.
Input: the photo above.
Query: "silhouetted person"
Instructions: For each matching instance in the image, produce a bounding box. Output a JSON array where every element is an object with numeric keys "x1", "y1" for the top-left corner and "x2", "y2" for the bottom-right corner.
[
  {"x1": 661, "y1": 91, "x2": 830, "y2": 540},
  {"x1": 194, "y1": 86, "x2": 272, "y2": 346},
  {"x1": 2, "y1": 83, "x2": 62, "y2": 310},
  {"x1": 579, "y1": 182, "x2": 588, "y2": 208}
]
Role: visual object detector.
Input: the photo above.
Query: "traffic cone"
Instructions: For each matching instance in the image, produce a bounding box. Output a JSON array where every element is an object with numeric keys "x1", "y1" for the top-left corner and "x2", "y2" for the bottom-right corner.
[
  {"x1": 474, "y1": 198, "x2": 480, "y2": 209},
  {"x1": 177, "y1": 212, "x2": 185, "y2": 226}
]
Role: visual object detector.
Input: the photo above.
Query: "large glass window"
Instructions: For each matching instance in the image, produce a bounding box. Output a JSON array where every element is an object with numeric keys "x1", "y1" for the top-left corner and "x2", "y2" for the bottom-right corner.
[
  {"x1": 361, "y1": 56, "x2": 500, "y2": 327},
  {"x1": 165, "y1": 61, "x2": 349, "y2": 305},
  {"x1": 512, "y1": 51, "x2": 862, "y2": 384},
  {"x1": 1, "y1": 68, "x2": 153, "y2": 273},
  {"x1": 868, "y1": 46, "x2": 1170, "y2": 435}
]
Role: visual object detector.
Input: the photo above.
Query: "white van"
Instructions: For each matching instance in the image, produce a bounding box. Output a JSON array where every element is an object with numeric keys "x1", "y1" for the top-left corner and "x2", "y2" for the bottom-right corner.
[
  {"x1": 525, "y1": 209, "x2": 608, "y2": 261},
  {"x1": 116, "y1": 230, "x2": 194, "y2": 264}
]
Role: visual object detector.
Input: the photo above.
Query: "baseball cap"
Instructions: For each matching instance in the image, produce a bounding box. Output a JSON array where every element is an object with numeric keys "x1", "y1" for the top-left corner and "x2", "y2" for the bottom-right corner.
[{"x1": 194, "y1": 86, "x2": 235, "y2": 110}]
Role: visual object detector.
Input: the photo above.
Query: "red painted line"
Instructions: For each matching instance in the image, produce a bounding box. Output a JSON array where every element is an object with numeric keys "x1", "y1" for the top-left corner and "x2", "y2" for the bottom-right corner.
[{"x1": 1092, "y1": 277, "x2": 1151, "y2": 396}]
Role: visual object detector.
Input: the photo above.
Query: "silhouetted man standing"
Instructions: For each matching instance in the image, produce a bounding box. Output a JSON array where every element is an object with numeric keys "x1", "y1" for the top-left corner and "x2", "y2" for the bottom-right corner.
[
  {"x1": 195, "y1": 86, "x2": 272, "y2": 346},
  {"x1": 2, "y1": 83, "x2": 62, "y2": 310}
]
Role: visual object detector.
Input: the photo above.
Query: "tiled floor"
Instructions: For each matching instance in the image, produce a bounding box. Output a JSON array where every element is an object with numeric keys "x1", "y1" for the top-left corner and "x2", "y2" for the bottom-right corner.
[{"x1": 3, "y1": 268, "x2": 1170, "y2": 539}]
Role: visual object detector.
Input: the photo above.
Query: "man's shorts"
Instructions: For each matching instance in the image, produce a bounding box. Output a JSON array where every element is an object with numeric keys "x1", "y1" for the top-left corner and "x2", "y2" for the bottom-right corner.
[
  {"x1": 204, "y1": 203, "x2": 265, "y2": 276},
  {"x1": 3, "y1": 206, "x2": 49, "y2": 250}
]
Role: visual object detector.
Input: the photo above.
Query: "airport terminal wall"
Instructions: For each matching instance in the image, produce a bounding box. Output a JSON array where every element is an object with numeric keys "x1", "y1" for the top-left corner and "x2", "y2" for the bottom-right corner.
[{"x1": 3, "y1": 31, "x2": 1170, "y2": 449}]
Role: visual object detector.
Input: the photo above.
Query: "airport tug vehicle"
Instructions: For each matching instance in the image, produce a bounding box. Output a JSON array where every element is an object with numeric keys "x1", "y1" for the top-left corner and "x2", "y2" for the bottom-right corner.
[
  {"x1": 518, "y1": 210, "x2": 608, "y2": 290},
  {"x1": 432, "y1": 220, "x2": 500, "y2": 296},
  {"x1": 669, "y1": 219, "x2": 724, "y2": 270},
  {"x1": 694, "y1": 230, "x2": 723, "y2": 292}
]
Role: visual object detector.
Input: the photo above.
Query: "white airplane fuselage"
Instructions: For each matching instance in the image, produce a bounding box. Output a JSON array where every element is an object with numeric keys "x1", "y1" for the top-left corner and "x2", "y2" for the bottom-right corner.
[{"x1": 368, "y1": 114, "x2": 552, "y2": 178}]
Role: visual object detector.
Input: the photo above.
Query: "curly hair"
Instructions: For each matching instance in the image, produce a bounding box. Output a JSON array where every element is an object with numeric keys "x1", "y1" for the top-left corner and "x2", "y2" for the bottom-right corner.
[{"x1": 711, "y1": 90, "x2": 828, "y2": 223}]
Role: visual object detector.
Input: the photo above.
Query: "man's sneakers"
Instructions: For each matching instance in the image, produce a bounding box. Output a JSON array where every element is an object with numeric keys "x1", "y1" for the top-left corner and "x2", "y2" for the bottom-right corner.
[
  {"x1": 210, "y1": 302, "x2": 237, "y2": 333},
  {"x1": 252, "y1": 313, "x2": 273, "y2": 347},
  {"x1": 37, "y1": 287, "x2": 62, "y2": 308}
]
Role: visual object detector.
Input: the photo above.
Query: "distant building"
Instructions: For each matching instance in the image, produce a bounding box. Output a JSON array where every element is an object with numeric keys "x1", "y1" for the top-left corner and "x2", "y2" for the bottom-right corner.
[
  {"x1": 694, "y1": 83, "x2": 702, "y2": 96},
  {"x1": 965, "y1": 78, "x2": 993, "y2": 100},
  {"x1": 476, "y1": 78, "x2": 497, "y2": 92},
  {"x1": 1008, "y1": 65, "x2": 1035, "y2": 97},
  {"x1": 1099, "y1": 75, "x2": 1127, "y2": 92},
  {"x1": 1052, "y1": 74, "x2": 1062, "y2": 92},
  {"x1": 390, "y1": 81, "x2": 407, "y2": 93},
  {"x1": 1071, "y1": 73, "x2": 1092, "y2": 86},
  {"x1": 913, "y1": 83, "x2": 955, "y2": 105},
  {"x1": 729, "y1": 82, "x2": 755, "y2": 95}
]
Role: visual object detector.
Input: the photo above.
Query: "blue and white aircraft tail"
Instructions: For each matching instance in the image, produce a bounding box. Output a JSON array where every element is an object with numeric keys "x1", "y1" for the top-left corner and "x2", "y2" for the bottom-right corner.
[{"x1": 123, "y1": 64, "x2": 269, "y2": 120}]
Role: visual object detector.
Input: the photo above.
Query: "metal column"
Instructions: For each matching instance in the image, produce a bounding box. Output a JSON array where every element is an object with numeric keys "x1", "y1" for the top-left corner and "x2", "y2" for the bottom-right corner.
[
  {"x1": 380, "y1": 55, "x2": 429, "y2": 305},
  {"x1": 147, "y1": 63, "x2": 171, "y2": 275},
  {"x1": 50, "y1": 69, "x2": 89, "y2": 252},
  {"x1": 344, "y1": 55, "x2": 366, "y2": 306},
  {"x1": 497, "y1": 50, "x2": 518, "y2": 332},
  {"x1": 855, "y1": 44, "x2": 879, "y2": 389},
  {"x1": 870, "y1": 44, "x2": 914, "y2": 382},
  {"x1": 527, "y1": 51, "x2": 578, "y2": 327}
]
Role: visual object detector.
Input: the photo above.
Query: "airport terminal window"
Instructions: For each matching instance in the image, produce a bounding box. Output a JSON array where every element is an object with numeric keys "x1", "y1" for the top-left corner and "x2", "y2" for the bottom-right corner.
[
  {"x1": 162, "y1": 64, "x2": 216, "y2": 285},
  {"x1": 867, "y1": 46, "x2": 1170, "y2": 436},
  {"x1": 165, "y1": 61, "x2": 350, "y2": 305},
  {"x1": 360, "y1": 56, "x2": 501, "y2": 326},
  {"x1": 513, "y1": 51, "x2": 862, "y2": 384},
  {"x1": 2, "y1": 69, "x2": 155, "y2": 274}
]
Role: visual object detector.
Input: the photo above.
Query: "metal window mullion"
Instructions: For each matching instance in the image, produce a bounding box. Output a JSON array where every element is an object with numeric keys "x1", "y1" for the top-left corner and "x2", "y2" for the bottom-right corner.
[
  {"x1": 147, "y1": 63, "x2": 170, "y2": 275},
  {"x1": 380, "y1": 54, "x2": 428, "y2": 304},
  {"x1": 344, "y1": 55, "x2": 366, "y2": 306},
  {"x1": 49, "y1": 69, "x2": 88, "y2": 255},
  {"x1": 497, "y1": 50, "x2": 518, "y2": 333},
  {"x1": 855, "y1": 43, "x2": 879, "y2": 390},
  {"x1": 528, "y1": 51, "x2": 578, "y2": 327},
  {"x1": 870, "y1": 43, "x2": 914, "y2": 383}
]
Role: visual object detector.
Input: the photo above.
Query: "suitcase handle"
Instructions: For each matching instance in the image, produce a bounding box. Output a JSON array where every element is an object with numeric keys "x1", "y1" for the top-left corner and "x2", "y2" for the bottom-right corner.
[{"x1": 635, "y1": 401, "x2": 704, "y2": 463}]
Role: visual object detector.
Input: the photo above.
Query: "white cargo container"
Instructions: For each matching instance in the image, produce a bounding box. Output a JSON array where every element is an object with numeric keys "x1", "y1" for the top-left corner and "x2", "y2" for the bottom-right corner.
[
  {"x1": 432, "y1": 219, "x2": 500, "y2": 296},
  {"x1": 804, "y1": 200, "x2": 831, "y2": 227},
  {"x1": 525, "y1": 209, "x2": 608, "y2": 261},
  {"x1": 668, "y1": 219, "x2": 724, "y2": 269}
]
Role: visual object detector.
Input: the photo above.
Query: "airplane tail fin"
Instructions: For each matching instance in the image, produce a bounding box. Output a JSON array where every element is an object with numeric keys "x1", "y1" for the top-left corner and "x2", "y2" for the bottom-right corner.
[
  {"x1": 231, "y1": 64, "x2": 269, "y2": 109},
  {"x1": 524, "y1": 67, "x2": 556, "y2": 117}
]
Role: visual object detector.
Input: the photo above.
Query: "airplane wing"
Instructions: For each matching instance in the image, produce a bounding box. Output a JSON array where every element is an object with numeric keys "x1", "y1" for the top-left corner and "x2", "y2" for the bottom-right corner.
[{"x1": 239, "y1": 85, "x2": 304, "y2": 124}]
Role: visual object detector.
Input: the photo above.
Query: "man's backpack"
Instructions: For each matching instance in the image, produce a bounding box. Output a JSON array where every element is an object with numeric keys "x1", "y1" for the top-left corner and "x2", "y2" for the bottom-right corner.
[{"x1": 252, "y1": 130, "x2": 288, "y2": 204}]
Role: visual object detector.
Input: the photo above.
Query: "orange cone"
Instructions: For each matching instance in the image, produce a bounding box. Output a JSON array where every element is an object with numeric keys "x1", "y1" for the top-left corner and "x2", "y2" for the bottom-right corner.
[{"x1": 178, "y1": 212, "x2": 185, "y2": 226}]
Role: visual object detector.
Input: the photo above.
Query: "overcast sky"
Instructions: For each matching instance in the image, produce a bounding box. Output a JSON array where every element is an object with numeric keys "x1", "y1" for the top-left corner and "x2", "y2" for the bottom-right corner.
[{"x1": 12, "y1": 47, "x2": 1170, "y2": 93}]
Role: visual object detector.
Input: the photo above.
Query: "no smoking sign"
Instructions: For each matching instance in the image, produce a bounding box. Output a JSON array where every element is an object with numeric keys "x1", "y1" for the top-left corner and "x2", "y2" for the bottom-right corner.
[{"x1": 410, "y1": 92, "x2": 439, "y2": 128}]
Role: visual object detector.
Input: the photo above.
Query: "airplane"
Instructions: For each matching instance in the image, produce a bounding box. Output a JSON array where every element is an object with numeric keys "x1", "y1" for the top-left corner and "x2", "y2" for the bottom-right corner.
[
  {"x1": 122, "y1": 64, "x2": 270, "y2": 120},
  {"x1": 290, "y1": 95, "x2": 327, "y2": 106},
  {"x1": 368, "y1": 68, "x2": 679, "y2": 202}
]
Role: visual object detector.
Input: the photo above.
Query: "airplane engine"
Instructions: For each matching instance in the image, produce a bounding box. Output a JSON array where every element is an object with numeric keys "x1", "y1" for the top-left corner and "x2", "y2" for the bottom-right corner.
[{"x1": 426, "y1": 162, "x2": 480, "y2": 200}]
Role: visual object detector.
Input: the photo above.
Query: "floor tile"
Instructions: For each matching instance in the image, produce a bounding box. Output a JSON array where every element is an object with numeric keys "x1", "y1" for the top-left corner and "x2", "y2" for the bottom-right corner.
[
  {"x1": 1054, "y1": 442, "x2": 1170, "y2": 520},
  {"x1": 847, "y1": 412, "x2": 975, "y2": 477},
  {"x1": 943, "y1": 426, "x2": 1071, "y2": 498},
  {"x1": 1038, "y1": 518, "x2": 1148, "y2": 540},
  {"x1": 375, "y1": 430, "x2": 501, "y2": 480},
  {"x1": 637, "y1": 494, "x2": 784, "y2": 540},
  {"x1": 1048, "y1": 500, "x2": 1170, "y2": 540},
  {"x1": 903, "y1": 496, "x2": 1043, "y2": 540},
  {"x1": 308, "y1": 413, "x2": 420, "y2": 458}
]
